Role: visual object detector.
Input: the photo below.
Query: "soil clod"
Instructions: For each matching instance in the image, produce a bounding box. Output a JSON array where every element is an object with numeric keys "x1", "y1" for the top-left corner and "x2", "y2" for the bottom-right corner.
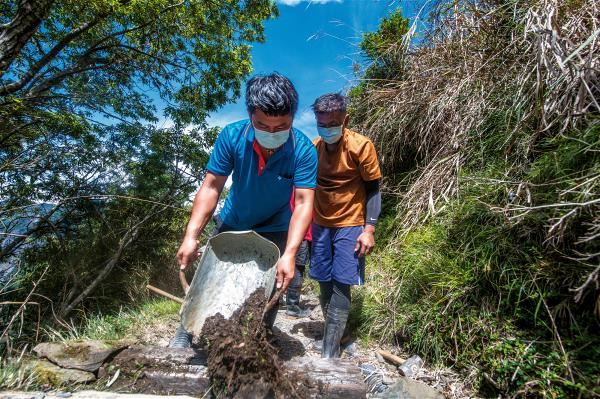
[{"x1": 201, "y1": 288, "x2": 322, "y2": 398}]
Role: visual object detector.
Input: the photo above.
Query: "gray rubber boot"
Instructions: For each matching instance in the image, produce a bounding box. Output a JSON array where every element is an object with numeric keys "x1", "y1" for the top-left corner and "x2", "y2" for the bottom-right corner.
[
  {"x1": 321, "y1": 305, "x2": 349, "y2": 358},
  {"x1": 285, "y1": 270, "x2": 311, "y2": 318},
  {"x1": 320, "y1": 294, "x2": 329, "y2": 319},
  {"x1": 169, "y1": 324, "x2": 192, "y2": 348}
]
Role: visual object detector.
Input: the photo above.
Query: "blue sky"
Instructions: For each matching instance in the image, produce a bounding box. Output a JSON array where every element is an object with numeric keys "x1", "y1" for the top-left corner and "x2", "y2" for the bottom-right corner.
[{"x1": 205, "y1": 0, "x2": 427, "y2": 139}]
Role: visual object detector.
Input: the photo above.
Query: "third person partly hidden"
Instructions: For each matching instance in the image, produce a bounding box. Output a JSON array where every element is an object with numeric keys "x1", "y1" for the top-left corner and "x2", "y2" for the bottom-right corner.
[{"x1": 309, "y1": 93, "x2": 382, "y2": 358}]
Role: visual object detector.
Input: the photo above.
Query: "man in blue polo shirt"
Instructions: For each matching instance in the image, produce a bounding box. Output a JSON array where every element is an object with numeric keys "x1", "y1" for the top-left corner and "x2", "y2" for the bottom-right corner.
[{"x1": 171, "y1": 73, "x2": 317, "y2": 348}]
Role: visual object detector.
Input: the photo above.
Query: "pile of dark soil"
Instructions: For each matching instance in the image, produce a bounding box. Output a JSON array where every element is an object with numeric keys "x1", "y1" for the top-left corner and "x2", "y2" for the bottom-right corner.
[{"x1": 201, "y1": 288, "x2": 321, "y2": 398}]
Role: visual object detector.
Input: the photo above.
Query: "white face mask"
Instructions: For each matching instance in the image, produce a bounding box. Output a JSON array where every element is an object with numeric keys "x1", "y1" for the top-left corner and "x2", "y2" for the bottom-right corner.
[
  {"x1": 253, "y1": 125, "x2": 290, "y2": 149},
  {"x1": 317, "y1": 125, "x2": 343, "y2": 144}
]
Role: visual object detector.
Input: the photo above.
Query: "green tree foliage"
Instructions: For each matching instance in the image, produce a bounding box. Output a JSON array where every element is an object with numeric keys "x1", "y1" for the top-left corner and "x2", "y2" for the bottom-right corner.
[
  {"x1": 0, "y1": 0, "x2": 276, "y2": 340},
  {"x1": 348, "y1": 8, "x2": 409, "y2": 126},
  {"x1": 41, "y1": 124, "x2": 216, "y2": 316},
  {"x1": 0, "y1": 0, "x2": 276, "y2": 125},
  {"x1": 359, "y1": 8, "x2": 409, "y2": 82},
  {"x1": 1, "y1": 0, "x2": 275, "y2": 259}
]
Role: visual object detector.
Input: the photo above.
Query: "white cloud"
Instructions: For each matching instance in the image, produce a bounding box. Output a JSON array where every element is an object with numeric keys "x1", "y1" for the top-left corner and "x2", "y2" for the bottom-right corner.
[
  {"x1": 293, "y1": 108, "x2": 317, "y2": 140},
  {"x1": 276, "y1": 0, "x2": 342, "y2": 6},
  {"x1": 207, "y1": 109, "x2": 247, "y2": 130},
  {"x1": 156, "y1": 117, "x2": 175, "y2": 129}
]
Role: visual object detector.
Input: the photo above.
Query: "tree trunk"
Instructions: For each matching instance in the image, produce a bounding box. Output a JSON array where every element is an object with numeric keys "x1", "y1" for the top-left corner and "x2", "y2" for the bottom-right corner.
[
  {"x1": 0, "y1": 17, "x2": 102, "y2": 96},
  {"x1": 0, "y1": 0, "x2": 54, "y2": 75}
]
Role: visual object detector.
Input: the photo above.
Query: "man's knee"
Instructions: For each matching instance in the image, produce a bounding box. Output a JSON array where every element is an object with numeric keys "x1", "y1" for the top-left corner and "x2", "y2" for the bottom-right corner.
[{"x1": 330, "y1": 280, "x2": 351, "y2": 311}]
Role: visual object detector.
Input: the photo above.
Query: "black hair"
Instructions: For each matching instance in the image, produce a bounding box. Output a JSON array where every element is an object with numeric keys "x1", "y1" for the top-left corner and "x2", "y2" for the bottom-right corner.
[
  {"x1": 311, "y1": 93, "x2": 347, "y2": 113},
  {"x1": 245, "y1": 73, "x2": 299, "y2": 116}
]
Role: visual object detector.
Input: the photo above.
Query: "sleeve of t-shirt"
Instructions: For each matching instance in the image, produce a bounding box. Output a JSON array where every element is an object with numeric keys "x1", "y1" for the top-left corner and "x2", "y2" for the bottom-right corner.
[
  {"x1": 206, "y1": 126, "x2": 234, "y2": 176},
  {"x1": 358, "y1": 140, "x2": 382, "y2": 181},
  {"x1": 293, "y1": 139, "x2": 318, "y2": 189}
]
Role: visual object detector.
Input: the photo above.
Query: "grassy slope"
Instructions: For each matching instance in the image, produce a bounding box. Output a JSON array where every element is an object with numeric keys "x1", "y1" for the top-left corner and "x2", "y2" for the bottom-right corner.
[
  {"x1": 348, "y1": 1, "x2": 599, "y2": 396},
  {"x1": 353, "y1": 126, "x2": 600, "y2": 397}
]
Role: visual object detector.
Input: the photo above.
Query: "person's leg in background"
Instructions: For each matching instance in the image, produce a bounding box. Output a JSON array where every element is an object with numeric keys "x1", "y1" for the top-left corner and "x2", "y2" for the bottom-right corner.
[
  {"x1": 309, "y1": 224, "x2": 335, "y2": 315},
  {"x1": 321, "y1": 280, "x2": 351, "y2": 358},
  {"x1": 308, "y1": 224, "x2": 335, "y2": 351},
  {"x1": 258, "y1": 230, "x2": 288, "y2": 329},
  {"x1": 285, "y1": 239, "x2": 311, "y2": 318},
  {"x1": 321, "y1": 225, "x2": 365, "y2": 358}
]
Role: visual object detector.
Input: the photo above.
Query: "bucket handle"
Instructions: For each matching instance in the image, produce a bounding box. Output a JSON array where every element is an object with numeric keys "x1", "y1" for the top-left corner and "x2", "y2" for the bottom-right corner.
[{"x1": 179, "y1": 244, "x2": 206, "y2": 295}]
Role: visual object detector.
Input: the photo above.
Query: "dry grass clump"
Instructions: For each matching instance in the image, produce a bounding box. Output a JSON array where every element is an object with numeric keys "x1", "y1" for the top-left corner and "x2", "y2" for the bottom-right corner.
[
  {"x1": 350, "y1": 2, "x2": 599, "y2": 395},
  {"x1": 358, "y1": 0, "x2": 598, "y2": 225},
  {"x1": 355, "y1": 0, "x2": 599, "y2": 291}
]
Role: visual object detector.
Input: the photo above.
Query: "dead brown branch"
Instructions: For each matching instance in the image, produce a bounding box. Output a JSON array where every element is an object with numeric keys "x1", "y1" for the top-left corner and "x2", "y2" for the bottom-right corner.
[
  {"x1": 0, "y1": 265, "x2": 48, "y2": 347},
  {"x1": 570, "y1": 265, "x2": 600, "y2": 305}
]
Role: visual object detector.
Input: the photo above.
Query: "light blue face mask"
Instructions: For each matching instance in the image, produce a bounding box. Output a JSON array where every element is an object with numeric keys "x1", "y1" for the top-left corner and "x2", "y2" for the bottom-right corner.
[
  {"x1": 253, "y1": 125, "x2": 290, "y2": 149},
  {"x1": 317, "y1": 125, "x2": 343, "y2": 144}
]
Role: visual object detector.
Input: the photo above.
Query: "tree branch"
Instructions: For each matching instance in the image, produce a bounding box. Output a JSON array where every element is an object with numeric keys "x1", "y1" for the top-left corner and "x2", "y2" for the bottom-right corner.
[
  {"x1": 0, "y1": 119, "x2": 41, "y2": 147},
  {"x1": 27, "y1": 57, "x2": 111, "y2": 97},
  {"x1": 570, "y1": 265, "x2": 600, "y2": 304},
  {"x1": 59, "y1": 205, "x2": 167, "y2": 317},
  {"x1": 0, "y1": 0, "x2": 54, "y2": 75},
  {"x1": 0, "y1": 16, "x2": 104, "y2": 96},
  {"x1": 0, "y1": 264, "x2": 48, "y2": 343},
  {"x1": 0, "y1": 201, "x2": 64, "y2": 262},
  {"x1": 3, "y1": 1, "x2": 186, "y2": 97}
]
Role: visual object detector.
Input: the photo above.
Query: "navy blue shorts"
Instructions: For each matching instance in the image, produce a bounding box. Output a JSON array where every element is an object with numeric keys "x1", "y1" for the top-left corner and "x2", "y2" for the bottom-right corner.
[{"x1": 309, "y1": 224, "x2": 365, "y2": 286}]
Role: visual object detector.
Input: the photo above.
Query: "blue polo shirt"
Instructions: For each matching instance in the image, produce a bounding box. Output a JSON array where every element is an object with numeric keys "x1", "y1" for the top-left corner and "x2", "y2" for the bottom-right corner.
[{"x1": 206, "y1": 119, "x2": 317, "y2": 232}]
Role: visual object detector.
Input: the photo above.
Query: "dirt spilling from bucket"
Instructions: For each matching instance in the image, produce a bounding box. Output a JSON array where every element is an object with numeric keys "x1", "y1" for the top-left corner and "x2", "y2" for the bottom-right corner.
[{"x1": 201, "y1": 288, "x2": 322, "y2": 398}]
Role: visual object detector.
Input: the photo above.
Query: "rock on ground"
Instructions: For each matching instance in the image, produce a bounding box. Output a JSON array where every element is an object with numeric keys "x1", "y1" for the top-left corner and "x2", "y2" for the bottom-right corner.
[
  {"x1": 33, "y1": 341, "x2": 128, "y2": 372},
  {"x1": 374, "y1": 376, "x2": 445, "y2": 399},
  {"x1": 27, "y1": 360, "x2": 96, "y2": 386},
  {"x1": 273, "y1": 291, "x2": 473, "y2": 398}
]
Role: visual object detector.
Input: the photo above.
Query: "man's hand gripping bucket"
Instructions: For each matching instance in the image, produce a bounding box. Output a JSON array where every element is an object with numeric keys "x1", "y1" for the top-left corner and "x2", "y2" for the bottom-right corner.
[{"x1": 179, "y1": 230, "x2": 280, "y2": 336}]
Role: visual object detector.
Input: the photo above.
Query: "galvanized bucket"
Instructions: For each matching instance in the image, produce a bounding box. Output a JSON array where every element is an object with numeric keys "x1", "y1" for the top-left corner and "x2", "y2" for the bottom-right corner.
[{"x1": 180, "y1": 230, "x2": 280, "y2": 336}]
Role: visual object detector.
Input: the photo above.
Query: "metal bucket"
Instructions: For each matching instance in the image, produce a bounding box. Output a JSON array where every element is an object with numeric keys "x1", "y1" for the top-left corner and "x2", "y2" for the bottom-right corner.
[{"x1": 180, "y1": 230, "x2": 280, "y2": 336}]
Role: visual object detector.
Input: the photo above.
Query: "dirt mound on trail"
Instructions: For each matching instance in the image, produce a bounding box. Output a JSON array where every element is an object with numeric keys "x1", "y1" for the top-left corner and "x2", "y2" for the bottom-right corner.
[{"x1": 201, "y1": 288, "x2": 322, "y2": 398}]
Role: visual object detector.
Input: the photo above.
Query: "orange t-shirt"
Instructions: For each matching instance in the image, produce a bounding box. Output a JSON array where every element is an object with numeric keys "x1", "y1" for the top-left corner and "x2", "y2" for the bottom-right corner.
[{"x1": 313, "y1": 128, "x2": 382, "y2": 227}]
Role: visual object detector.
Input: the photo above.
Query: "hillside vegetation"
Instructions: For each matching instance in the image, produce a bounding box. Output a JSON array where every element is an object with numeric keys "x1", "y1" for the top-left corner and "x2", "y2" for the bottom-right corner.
[
  {"x1": 1, "y1": 0, "x2": 598, "y2": 397},
  {"x1": 350, "y1": 0, "x2": 599, "y2": 397}
]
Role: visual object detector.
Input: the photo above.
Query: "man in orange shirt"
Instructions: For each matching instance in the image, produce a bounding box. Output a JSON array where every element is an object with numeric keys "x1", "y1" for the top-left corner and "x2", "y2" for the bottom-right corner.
[{"x1": 309, "y1": 93, "x2": 382, "y2": 358}]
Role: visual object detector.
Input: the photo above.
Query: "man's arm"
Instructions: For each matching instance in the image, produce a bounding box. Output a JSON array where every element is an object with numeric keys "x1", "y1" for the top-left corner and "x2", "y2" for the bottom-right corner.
[
  {"x1": 176, "y1": 172, "x2": 228, "y2": 269},
  {"x1": 276, "y1": 187, "x2": 314, "y2": 290},
  {"x1": 355, "y1": 179, "x2": 382, "y2": 257},
  {"x1": 365, "y1": 179, "x2": 382, "y2": 225}
]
